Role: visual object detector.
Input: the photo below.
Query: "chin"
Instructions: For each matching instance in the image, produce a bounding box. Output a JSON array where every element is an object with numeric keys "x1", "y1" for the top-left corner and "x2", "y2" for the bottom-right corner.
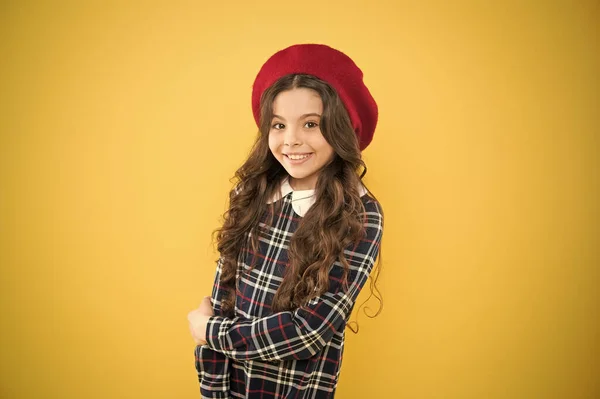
[{"x1": 283, "y1": 169, "x2": 305, "y2": 179}]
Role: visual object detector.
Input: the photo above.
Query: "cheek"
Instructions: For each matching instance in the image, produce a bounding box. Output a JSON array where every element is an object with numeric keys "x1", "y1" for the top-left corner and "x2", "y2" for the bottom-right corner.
[
  {"x1": 318, "y1": 143, "x2": 335, "y2": 164},
  {"x1": 313, "y1": 136, "x2": 334, "y2": 158},
  {"x1": 268, "y1": 134, "x2": 278, "y2": 154},
  {"x1": 324, "y1": 147, "x2": 335, "y2": 163}
]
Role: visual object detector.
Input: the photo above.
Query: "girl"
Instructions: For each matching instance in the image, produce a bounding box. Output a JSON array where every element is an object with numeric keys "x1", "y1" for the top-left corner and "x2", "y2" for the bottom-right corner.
[{"x1": 187, "y1": 43, "x2": 384, "y2": 399}]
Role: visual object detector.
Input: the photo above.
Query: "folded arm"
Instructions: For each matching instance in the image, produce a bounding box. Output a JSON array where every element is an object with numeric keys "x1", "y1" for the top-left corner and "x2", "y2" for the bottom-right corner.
[{"x1": 205, "y1": 200, "x2": 383, "y2": 362}]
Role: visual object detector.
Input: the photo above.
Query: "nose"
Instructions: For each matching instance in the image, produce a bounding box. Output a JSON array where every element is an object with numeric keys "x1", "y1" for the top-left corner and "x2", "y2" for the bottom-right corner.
[{"x1": 283, "y1": 125, "x2": 301, "y2": 147}]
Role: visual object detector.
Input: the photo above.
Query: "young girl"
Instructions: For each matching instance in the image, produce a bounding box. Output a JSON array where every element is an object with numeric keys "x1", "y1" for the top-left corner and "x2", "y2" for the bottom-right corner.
[{"x1": 187, "y1": 43, "x2": 384, "y2": 399}]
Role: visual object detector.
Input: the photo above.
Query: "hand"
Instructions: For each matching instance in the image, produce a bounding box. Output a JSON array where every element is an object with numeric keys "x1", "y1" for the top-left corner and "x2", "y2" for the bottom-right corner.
[
  {"x1": 187, "y1": 296, "x2": 215, "y2": 345},
  {"x1": 198, "y1": 296, "x2": 215, "y2": 317}
]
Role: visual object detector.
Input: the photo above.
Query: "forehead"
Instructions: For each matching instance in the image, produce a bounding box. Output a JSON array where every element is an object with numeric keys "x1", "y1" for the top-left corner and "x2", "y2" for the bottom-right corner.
[{"x1": 272, "y1": 88, "x2": 323, "y2": 117}]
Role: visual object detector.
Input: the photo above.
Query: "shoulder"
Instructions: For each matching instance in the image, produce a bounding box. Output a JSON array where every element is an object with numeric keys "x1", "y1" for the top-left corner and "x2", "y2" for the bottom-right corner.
[{"x1": 361, "y1": 194, "x2": 383, "y2": 219}]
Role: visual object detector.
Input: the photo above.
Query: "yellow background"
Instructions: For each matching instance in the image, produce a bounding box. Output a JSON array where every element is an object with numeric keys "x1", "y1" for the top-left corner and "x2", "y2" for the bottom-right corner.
[{"x1": 1, "y1": 1, "x2": 597, "y2": 398}]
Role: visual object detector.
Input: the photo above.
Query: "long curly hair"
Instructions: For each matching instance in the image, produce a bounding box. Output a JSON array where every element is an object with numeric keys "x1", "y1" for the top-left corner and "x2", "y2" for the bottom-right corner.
[{"x1": 212, "y1": 73, "x2": 383, "y2": 333}]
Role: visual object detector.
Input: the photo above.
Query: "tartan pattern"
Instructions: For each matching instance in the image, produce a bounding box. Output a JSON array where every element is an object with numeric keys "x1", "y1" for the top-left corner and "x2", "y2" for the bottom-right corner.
[{"x1": 195, "y1": 191, "x2": 383, "y2": 398}]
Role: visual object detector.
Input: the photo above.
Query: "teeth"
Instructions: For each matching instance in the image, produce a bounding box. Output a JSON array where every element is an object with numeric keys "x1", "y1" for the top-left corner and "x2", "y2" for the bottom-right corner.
[{"x1": 288, "y1": 154, "x2": 311, "y2": 160}]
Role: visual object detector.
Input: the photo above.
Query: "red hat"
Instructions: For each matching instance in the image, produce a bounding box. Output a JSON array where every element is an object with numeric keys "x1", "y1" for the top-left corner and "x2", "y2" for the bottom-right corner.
[{"x1": 251, "y1": 44, "x2": 378, "y2": 151}]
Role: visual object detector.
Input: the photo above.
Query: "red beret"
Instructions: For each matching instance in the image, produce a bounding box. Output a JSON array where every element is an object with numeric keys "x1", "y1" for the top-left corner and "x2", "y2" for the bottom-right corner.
[{"x1": 251, "y1": 44, "x2": 378, "y2": 151}]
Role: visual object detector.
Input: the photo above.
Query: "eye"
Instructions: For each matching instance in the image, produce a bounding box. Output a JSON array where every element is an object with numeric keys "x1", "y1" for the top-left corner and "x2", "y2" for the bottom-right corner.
[
  {"x1": 272, "y1": 123, "x2": 285, "y2": 130},
  {"x1": 305, "y1": 121, "x2": 319, "y2": 128}
]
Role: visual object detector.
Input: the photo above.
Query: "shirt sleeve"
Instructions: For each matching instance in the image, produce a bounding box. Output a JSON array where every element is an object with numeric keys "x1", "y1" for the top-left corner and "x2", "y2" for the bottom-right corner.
[
  {"x1": 204, "y1": 199, "x2": 384, "y2": 362},
  {"x1": 194, "y1": 257, "x2": 231, "y2": 398}
]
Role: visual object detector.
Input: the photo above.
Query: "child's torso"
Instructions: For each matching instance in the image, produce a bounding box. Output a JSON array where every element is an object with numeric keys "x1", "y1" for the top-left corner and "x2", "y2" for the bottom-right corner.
[{"x1": 234, "y1": 191, "x2": 299, "y2": 318}]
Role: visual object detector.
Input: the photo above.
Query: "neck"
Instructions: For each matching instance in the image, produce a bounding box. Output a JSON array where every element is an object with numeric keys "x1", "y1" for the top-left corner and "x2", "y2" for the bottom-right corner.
[{"x1": 289, "y1": 176, "x2": 317, "y2": 191}]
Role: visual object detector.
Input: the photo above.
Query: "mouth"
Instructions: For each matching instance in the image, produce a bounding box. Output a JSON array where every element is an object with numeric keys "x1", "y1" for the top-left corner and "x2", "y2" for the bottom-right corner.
[{"x1": 284, "y1": 153, "x2": 314, "y2": 164}]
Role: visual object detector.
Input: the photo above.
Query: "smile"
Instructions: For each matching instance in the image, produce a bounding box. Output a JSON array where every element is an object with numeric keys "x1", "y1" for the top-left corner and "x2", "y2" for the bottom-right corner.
[{"x1": 285, "y1": 153, "x2": 313, "y2": 164}]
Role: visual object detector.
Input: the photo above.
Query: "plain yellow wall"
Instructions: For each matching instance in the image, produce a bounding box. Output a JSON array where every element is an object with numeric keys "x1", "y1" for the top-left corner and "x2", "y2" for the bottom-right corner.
[{"x1": 0, "y1": 1, "x2": 597, "y2": 398}]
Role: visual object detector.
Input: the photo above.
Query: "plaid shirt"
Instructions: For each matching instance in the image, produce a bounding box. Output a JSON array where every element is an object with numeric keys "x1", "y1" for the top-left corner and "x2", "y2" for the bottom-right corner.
[{"x1": 194, "y1": 185, "x2": 383, "y2": 399}]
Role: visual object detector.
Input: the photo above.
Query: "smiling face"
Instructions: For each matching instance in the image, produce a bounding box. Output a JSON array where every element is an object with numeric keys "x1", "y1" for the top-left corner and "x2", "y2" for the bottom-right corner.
[{"x1": 268, "y1": 87, "x2": 336, "y2": 190}]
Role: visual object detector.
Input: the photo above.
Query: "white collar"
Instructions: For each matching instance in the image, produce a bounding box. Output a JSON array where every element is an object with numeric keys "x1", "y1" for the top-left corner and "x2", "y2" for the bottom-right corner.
[{"x1": 267, "y1": 176, "x2": 367, "y2": 217}]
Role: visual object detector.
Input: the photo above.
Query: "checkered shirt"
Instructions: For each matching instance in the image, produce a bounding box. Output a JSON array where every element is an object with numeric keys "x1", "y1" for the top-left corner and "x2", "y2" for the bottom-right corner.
[{"x1": 194, "y1": 190, "x2": 383, "y2": 398}]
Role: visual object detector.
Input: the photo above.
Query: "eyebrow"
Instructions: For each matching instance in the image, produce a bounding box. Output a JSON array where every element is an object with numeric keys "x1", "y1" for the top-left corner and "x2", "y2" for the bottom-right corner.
[{"x1": 272, "y1": 113, "x2": 321, "y2": 121}]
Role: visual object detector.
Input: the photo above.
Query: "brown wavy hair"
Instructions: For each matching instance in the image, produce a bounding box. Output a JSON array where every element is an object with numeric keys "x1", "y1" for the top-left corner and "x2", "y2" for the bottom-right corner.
[{"x1": 212, "y1": 74, "x2": 383, "y2": 333}]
